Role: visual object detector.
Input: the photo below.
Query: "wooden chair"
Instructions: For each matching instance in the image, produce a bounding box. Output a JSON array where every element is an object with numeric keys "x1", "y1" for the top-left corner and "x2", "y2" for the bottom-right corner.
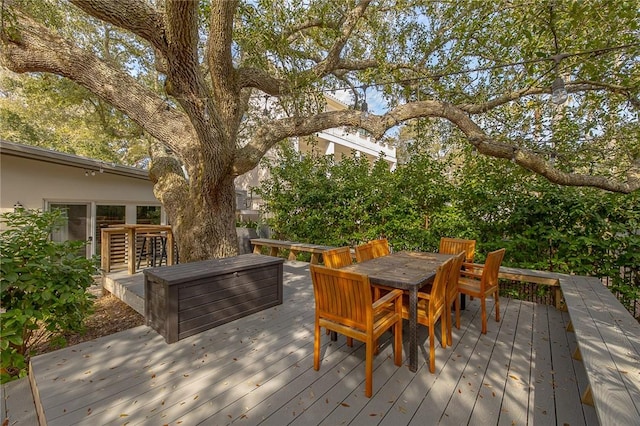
[
  {"x1": 401, "y1": 256, "x2": 455, "y2": 373},
  {"x1": 444, "y1": 251, "x2": 466, "y2": 347},
  {"x1": 356, "y1": 240, "x2": 393, "y2": 300},
  {"x1": 457, "y1": 248, "x2": 506, "y2": 334},
  {"x1": 310, "y1": 265, "x2": 403, "y2": 397},
  {"x1": 370, "y1": 238, "x2": 390, "y2": 258},
  {"x1": 439, "y1": 237, "x2": 476, "y2": 263},
  {"x1": 355, "y1": 242, "x2": 374, "y2": 262},
  {"x1": 322, "y1": 246, "x2": 353, "y2": 268}
]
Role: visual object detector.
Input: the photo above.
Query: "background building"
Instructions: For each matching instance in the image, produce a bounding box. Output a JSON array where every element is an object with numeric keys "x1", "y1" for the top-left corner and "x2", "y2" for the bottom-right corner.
[
  {"x1": 234, "y1": 94, "x2": 397, "y2": 220},
  {"x1": 1, "y1": 139, "x2": 164, "y2": 258}
]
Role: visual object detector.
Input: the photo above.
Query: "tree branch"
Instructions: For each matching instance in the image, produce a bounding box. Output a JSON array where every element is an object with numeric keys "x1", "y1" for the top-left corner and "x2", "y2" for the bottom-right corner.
[
  {"x1": 207, "y1": 0, "x2": 238, "y2": 98},
  {"x1": 0, "y1": 11, "x2": 195, "y2": 157},
  {"x1": 310, "y1": 0, "x2": 372, "y2": 78},
  {"x1": 69, "y1": 0, "x2": 167, "y2": 52},
  {"x1": 236, "y1": 99, "x2": 640, "y2": 193}
]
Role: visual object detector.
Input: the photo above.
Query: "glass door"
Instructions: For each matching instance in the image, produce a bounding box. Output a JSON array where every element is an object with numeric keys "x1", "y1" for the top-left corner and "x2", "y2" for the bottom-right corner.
[{"x1": 49, "y1": 203, "x2": 91, "y2": 258}]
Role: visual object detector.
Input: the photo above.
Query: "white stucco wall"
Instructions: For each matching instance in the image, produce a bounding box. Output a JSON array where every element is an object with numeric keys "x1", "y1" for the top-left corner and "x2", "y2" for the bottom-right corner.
[{"x1": 1, "y1": 155, "x2": 158, "y2": 214}]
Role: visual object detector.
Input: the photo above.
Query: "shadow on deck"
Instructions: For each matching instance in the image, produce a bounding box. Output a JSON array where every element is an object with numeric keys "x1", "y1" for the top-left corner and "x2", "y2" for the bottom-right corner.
[{"x1": 26, "y1": 261, "x2": 598, "y2": 425}]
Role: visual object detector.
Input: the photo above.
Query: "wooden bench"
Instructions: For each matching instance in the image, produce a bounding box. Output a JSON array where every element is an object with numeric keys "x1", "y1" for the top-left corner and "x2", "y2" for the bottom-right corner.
[
  {"x1": 250, "y1": 238, "x2": 335, "y2": 264},
  {"x1": 558, "y1": 274, "x2": 640, "y2": 425},
  {"x1": 494, "y1": 266, "x2": 640, "y2": 423},
  {"x1": 498, "y1": 266, "x2": 562, "y2": 309}
]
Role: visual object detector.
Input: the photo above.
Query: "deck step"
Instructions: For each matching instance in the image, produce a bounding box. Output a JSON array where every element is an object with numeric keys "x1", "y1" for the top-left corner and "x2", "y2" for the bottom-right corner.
[{"x1": 1, "y1": 377, "x2": 38, "y2": 425}]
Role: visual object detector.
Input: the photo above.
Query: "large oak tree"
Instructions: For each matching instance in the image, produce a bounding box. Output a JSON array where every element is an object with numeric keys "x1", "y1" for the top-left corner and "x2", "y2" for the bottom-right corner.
[{"x1": 1, "y1": 0, "x2": 638, "y2": 261}]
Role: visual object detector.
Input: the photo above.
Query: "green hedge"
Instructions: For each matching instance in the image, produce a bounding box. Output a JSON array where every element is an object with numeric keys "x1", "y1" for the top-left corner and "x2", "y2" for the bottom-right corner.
[
  {"x1": 1, "y1": 209, "x2": 97, "y2": 383},
  {"x1": 256, "y1": 145, "x2": 640, "y2": 313}
]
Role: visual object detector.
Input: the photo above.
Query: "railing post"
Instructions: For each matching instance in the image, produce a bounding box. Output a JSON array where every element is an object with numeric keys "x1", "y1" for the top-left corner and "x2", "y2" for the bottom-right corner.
[
  {"x1": 166, "y1": 230, "x2": 174, "y2": 266},
  {"x1": 127, "y1": 227, "x2": 136, "y2": 275},
  {"x1": 101, "y1": 228, "x2": 111, "y2": 273}
]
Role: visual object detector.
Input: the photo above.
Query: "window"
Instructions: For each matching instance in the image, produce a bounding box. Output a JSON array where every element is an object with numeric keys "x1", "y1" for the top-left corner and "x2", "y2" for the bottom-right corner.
[
  {"x1": 137, "y1": 206, "x2": 161, "y2": 225},
  {"x1": 96, "y1": 205, "x2": 125, "y2": 247}
]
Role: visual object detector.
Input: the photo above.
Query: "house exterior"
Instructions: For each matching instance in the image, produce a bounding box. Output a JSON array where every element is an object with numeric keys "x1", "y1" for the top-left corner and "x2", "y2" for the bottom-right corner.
[{"x1": 0, "y1": 139, "x2": 165, "y2": 258}]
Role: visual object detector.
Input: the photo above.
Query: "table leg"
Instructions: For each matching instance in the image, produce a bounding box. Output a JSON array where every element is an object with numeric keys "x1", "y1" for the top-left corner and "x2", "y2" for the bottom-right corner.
[{"x1": 408, "y1": 287, "x2": 418, "y2": 372}]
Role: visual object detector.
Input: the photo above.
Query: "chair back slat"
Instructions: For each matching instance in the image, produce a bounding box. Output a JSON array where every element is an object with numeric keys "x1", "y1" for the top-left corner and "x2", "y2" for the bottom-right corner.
[
  {"x1": 323, "y1": 246, "x2": 353, "y2": 268},
  {"x1": 429, "y1": 257, "x2": 454, "y2": 312},
  {"x1": 310, "y1": 265, "x2": 372, "y2": 331},
  {"x1": 355, "y1": 242, "x2": 374, "y2": 262},
  {"x1": 439, "y1": 237, "x2": 476, "y2": 263},
  {"x1": 370, "y1": 238, "x2": 390, "y2": 258},
  {"x1": 447, "y1": 251, "x2": 466, "y2": 302},
  {"x1": 481, "y1": 248, "x2": 506, "y2": 290}
]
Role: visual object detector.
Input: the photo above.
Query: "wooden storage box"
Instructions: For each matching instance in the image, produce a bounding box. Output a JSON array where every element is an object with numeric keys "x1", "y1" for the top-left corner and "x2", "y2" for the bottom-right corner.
[{"x1": 143, "y1": 254, "x2": 284, "y2": 343}]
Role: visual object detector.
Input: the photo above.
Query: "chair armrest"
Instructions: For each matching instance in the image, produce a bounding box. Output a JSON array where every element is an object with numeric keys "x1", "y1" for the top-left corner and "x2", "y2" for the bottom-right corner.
[
  {"x1": 373, "y1": 289, "x2": 403, "y2": 310},
  {"x1": 417, "y1": 291, "x2": 432, "y2": 300},
  {"x1": 462, "y1": 262, "x2": 484, "y2": 276},
  {"x1": 460, "y1": 269, "x2": 482, "y2": 279},
  {"x1": 462, "y1": 262, "x2": 484, "y2": 270}
]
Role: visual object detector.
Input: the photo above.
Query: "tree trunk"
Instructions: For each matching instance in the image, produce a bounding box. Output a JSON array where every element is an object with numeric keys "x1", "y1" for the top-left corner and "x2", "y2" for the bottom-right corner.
[
  {"x1": 169, "y1": 176, "x2": 238, "y2": 262},
  {"x1": 149, "y1": 149, "x2": 239, "y2": 262}
]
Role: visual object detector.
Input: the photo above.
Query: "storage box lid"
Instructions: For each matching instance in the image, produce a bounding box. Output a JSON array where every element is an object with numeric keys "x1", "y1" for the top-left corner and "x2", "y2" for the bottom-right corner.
[{"x1": 143, "y1": 253, "x2": 284, "y2": 285}]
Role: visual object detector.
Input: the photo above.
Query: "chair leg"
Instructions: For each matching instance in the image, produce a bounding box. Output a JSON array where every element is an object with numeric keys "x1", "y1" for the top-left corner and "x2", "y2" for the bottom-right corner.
[
  {"x1": 429, "y1": 319, "x2": 436, "y2": 373},
  {"x1": 445, "y1": 302, "x2": 453, "y2": 348},
  {"x1": 365, "y1": 339, "x2": 374, "y2": 398},
  {"x1": 494, "y1": 290, "x2": 500, "y2": 322},
  {"x1": 394, "y1": 319, "x2": 402, "y2": 366},
  {"x1": 136, "y1": 237, "x2": 148, "y2": 269},
  {"x1": 314, "y1": 323, "x2": 321, "y2": 371},
  {"x1": 480, "y1": 297, "x2": 487, "y2": 334},
  {"x1": 454, "y1": 295, "x2": 461, "y2": 330}
]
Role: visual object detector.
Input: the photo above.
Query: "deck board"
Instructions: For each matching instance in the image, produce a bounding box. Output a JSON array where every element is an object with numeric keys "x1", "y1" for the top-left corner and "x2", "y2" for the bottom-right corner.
[
  {"x1": 29, "y1": 261, "x2": 598, "y2": 425},
  {"x1": 528, "y1": 302, "x2": 555, "y2": 425}
]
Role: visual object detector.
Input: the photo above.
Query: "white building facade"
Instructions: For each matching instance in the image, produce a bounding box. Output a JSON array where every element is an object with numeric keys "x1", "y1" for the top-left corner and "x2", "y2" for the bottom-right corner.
[
  {"x1": 234, "y1": 94, "x2": 397, "y2": 216},
  {"x1": 0, "y1": 140, "x2": 165, "y2": 258}
]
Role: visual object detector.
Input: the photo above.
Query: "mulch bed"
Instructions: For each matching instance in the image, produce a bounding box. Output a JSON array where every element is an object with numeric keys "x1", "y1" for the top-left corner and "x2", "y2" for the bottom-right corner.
[{"x1": 31, "y1": 292, "x2": 145, "y2": 356}]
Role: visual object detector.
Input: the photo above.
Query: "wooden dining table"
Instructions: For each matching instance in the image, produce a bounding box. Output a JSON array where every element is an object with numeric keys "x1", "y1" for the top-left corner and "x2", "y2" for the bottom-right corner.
[{"x1": 341, "y1": 251, "x2": 454, "y2": 372}]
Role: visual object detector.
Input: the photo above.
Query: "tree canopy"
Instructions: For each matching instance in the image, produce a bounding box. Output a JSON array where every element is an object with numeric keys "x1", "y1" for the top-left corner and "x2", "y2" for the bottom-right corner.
[{"x1": 1, "y1": 0, "x2": 638, "y2": 260}]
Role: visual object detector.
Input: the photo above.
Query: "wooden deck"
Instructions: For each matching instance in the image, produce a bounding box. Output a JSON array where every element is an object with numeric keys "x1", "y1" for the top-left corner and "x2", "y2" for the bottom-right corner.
[{"x1": 29, "y1": 261, "x2": 598, "y2": 425}]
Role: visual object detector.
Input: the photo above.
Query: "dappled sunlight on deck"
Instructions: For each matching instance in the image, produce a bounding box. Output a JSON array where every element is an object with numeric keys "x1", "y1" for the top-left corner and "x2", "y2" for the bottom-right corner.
[{"x1": 29, "y1": 261, "x2": 599, "y2": 425}]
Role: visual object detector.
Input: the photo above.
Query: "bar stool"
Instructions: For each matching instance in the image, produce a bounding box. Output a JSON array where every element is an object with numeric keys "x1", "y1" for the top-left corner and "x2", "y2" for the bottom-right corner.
[{"x1": 137, "y1": 233, "x2": 168, "y2": 269}]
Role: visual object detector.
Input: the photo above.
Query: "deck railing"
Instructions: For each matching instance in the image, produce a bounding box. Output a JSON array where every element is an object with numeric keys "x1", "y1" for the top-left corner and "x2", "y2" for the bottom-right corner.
[{"x1": 100, "y1": 224, "x2": 175, "y2": 274}]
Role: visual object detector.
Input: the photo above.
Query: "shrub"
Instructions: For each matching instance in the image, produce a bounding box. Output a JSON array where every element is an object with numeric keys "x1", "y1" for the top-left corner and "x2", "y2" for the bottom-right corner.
[{"x1": 1, "y1": 209, "x2": 96, "y2": 383}]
